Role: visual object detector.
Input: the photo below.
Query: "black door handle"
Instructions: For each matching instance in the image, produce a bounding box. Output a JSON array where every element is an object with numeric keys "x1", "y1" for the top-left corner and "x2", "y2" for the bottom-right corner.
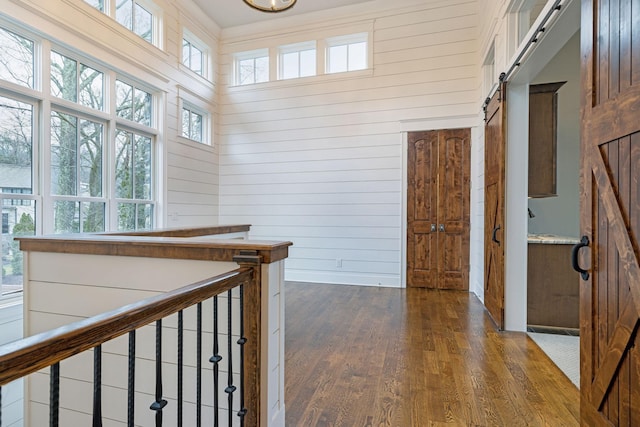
[
  {"x1": 492, "y1": 225, "x2": 501, "y2": 245},
  {"x1": 572, "y1": 235, "x2": 590, "y2": 280}
]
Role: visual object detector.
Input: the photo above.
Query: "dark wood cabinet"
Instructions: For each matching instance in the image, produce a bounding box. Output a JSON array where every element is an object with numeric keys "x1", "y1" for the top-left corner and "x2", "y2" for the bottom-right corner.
[
  {"x1": 528, "y1": 82, "x2": 565, "y2": 198},
  {"x1": 527, "y1": 242, "x2": 579, "y2": 329}
]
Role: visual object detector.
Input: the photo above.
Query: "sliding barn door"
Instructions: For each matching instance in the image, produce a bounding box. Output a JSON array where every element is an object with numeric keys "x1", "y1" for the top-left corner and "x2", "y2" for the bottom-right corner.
[
  {"x1": 580, "y1": 1, "x2": 640, "y2": 425},
  {"x1": 484, "y1": 84, "x2": 506, "y2": 330},
  {"x1": 407, "y1": 129, "x2": 470, "y2": 290}
]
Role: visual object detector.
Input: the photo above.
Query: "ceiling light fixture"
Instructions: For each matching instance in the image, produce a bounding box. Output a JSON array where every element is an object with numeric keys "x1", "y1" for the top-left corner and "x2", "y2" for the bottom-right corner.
[{"x1": 243, "y1": 0, "x2": 297, "y2": 13}]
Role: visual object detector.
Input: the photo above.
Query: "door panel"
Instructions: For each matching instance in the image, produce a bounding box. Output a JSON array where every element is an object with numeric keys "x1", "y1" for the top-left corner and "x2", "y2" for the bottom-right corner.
[
  {"x1": 408, "y1": 132, "x2": 438, "y2": 288},
  {"x1": 407, "y1": 129, "x2": 470, "y2": 290},
  {"x1": 581, "y1": 1, "x2": 640, "y2": 425},
  {"x1": 484, "y1": 85, "x2": 506, "y2": 330}
]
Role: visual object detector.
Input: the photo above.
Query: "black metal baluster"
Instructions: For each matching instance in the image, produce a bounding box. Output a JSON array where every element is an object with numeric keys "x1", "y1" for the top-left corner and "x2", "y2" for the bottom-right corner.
[
  {"x1": 49, "y1": 362, "x2": 60, "y2": 427},
  {"x1": 128, "y1": 331, "x2": 136, "y2": 427},
  {"x1": 209, "y1": 296, "x2": 222, "y2": 427},
  {"x1": 150, "y1": 320, "x2": 167, "y2": 427},
  {"x1": 225, "y1": 290, "x2": 236, "y2": 426},
  {"x1": 237, "y1": 284, "x2": 247, "y2": 425},
  {"x1": 196, "y1": 303, "x2": 202, "y2": 427},
  {"x1": 93, "y1": 345, "x2": 103, "y2": 427},
  {"x1": 177, "y1": 310, "x2": 183, "y2": 427}
]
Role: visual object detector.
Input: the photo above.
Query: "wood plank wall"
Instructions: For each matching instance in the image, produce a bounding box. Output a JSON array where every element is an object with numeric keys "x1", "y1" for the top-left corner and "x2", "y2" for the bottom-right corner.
[{"x1": 219, "y1": 0, "x2": 479, "y2": 287}]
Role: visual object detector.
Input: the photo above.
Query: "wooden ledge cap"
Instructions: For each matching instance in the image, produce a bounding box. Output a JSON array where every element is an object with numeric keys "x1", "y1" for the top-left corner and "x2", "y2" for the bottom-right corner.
[{"x1": 16, "y1": 234, "x2": 292, "y2": 264}]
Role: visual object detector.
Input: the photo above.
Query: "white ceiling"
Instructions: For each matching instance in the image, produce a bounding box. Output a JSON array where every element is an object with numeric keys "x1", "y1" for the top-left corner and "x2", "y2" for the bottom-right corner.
[{"x1": 191, "y1": 0, "x2": 374, "y2": 29}]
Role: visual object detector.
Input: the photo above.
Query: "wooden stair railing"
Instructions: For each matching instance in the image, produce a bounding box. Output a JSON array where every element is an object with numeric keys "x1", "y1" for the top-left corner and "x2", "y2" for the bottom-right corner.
[{"x1": 0, "y1": 253, "x2": 263, "y2": 427}]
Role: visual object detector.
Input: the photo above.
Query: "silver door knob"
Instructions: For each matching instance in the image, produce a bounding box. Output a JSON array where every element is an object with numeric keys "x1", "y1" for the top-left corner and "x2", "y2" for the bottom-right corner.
[
  {"x1": 431, "y1": 224, "x2": 436, "y2": 232},
  {"x1": 439, "y1": 224, "x2": 445, "y2": 232}
]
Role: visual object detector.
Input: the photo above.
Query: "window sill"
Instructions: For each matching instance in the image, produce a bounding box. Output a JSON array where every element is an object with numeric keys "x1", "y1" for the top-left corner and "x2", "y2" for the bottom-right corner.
[{"x1": 176, "y1": 135, "x2": 214, "y2": 152}]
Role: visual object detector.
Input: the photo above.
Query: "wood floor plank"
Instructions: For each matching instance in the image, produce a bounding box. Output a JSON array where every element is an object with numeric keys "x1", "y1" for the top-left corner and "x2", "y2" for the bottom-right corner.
[{"x1": 285, "y1": 282, "x2": 580, "y2": 426}]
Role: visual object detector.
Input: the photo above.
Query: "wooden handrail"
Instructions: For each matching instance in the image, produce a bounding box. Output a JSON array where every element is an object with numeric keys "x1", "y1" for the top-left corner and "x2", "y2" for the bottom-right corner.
[
  {"x1": 0, "y1": 267, "x2": 253, "y2": 387},
  {"x1": 103, "y1": 224, "x2": 251, "y2": 238}
]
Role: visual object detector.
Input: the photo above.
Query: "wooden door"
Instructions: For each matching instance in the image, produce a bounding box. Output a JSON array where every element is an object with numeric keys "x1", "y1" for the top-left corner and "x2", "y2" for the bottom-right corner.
[
  {"x1": 484, "y1": 84, "x2": 506, "y2": 330},
  {"x1": 407, "y1": 129, "x2": 470, "y2": 290},
  {"x1": 580, "y1": 1, "x2": 640, "y2": 425}
]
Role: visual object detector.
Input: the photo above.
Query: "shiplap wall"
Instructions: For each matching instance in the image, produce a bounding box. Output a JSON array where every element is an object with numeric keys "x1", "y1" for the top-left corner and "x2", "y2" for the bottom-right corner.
[
  {"x1": 218, "y1": 0, "x2": 481, "y2": 287},
  {"x1": 6, "y1": 0, "x2": 221, "y2": 229},
  {"x1": 0, "y1": 300, "x2": 23, "y2": 427}
]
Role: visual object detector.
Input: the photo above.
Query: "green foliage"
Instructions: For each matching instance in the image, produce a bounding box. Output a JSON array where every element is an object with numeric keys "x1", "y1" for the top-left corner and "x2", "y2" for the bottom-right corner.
[{"x1": 10, "y1": 212, "x2": 34, "y2": 275}]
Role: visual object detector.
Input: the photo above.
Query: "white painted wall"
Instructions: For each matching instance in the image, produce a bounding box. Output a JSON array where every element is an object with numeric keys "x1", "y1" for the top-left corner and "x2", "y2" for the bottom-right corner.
[
  {"x1": 218, "y1": 0, "x2": 481, "y2": 288},
  {"x1": 528, "y1": 31, "x2": 581, "y2": 237},
  {"x1": 22, "y1": 251, "x2": 286, "y2": 426},
  {"x1": 0, "y1": 299, "x2": 23, "y2": 427}
]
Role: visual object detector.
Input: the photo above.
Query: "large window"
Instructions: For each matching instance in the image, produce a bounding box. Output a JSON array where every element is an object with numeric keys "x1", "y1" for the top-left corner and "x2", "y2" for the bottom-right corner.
[
  {"x1": 279, "y1": 41, "x2": 316, "y2": 80},
  {"x1": 0, "y1": 24, "x2": 159, "y2": 296},
  {"x1": 234, "y1": 49, "x2": 269, "y2": 86},
  {"x1": 326, "y1": 33, "x2": 368, "y2": 74},
  {"x1": 0, "y1": 95, "x2": 35, "y2": 296}
]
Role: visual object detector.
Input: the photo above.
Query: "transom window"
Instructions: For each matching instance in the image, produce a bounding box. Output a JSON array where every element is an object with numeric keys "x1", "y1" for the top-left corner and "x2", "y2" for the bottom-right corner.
[
  {"x1": 326, "y1": 33, "x2": 368, "y2": 74},
  {"x1": 51, "y1": 51, "x2": 104, "y2": 111},
  {"x1": 182, "y1": 38, "x2": 203, "y2": 76},
  {"x1": 84, "y1": 0, "x2": 156, "y2": 45},
  {"x1": 0, "y1": 27, "x2": 34, "y2": 88},
  {"x1": 234, "y1": 49, "x2": 269, "y2": 86},
  {"x1": 279, "y1": 41, "x2": 316, "y2": 80},
  {"x1": 182, "y1": 106, "x2": 204, "y2": 143}
]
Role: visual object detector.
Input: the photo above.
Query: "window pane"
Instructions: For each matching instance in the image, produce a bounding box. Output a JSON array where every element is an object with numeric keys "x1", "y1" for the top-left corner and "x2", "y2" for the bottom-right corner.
[
  {"x1": 191, "y1": 45, "x2": 203, "y2": 75},
  {"x1": 133, "y1": 88, "x2": 151, "y2": 126},
  {"x1": 116, "y1": 80, "x2": 133, "y2": 120},
  {"x1": 79, "y1": 119, "x2": 103, "y2": 197},
  {"x1": 136, "y1": 203, "x2": 153, "y2": 230},
  {"x1": 348, "y1": 41, "x2": 367, "y2": 71},
  {"x1": 115, "y1": 130, "x2": 133, "y2": 199},
  {"x1": 116, "y1": 0, "x2": 133, "y2": 31},
  {"x1": 182, "y1": 40, "x2": 190, "y2": 67},
  {"x1": 1, "y1": 204, "x2": 35, "y2": 295},
  {"x1": 191, "y1": 111, "x2": 202, "y2": 142},
  {"x1": 134, "y1": 4, "x2": 152, "y2": 42},
  {"x1": 300, "y1": 49, "x2": 316, "y2": 77},
  {"x1": 281, "y1": 52, "x2": 299, "y2": 80},
  {"x1": 0, "y1": 96, "x2": 33, "y2": 192},
  {"x1": 0, "y1": 28, "x2": 34, "y2": 88},
  {"x1": 255, "y1": 56, "x2": 269, "y2": 83},
  {"x1": 181, "y1": 108, "x2": 190, "y2": 138},
  {"x1": 238, "y1": 58, "x2": 255, "y2": 85},
  {"x1": 328, "y1": 45, "x2": 347, "y2": 73},
  {"x1": 50, "y1": 112, "x2": 78, "y2": 196},
  {"x1": 82, "y1": 201, "x2": 105, "y2": 232},
  {"x1": 53, "y1": 200, "x2": 79, "y2": 233},
  {"x1": 117, "y1": 202, "x2": 135, "y2": 231},
  {"x1": 134, "y1": 134, "x2": 151, "y2": 199},
  {"x1": 84, "y1": 0, "x2": 104, "y2": 11},
  {"x1": 51, "y1": 52, "x2": 78, "y2": 102},
  {"x1": 79, "y1": 64, "x2": 104, "y2": 110}
]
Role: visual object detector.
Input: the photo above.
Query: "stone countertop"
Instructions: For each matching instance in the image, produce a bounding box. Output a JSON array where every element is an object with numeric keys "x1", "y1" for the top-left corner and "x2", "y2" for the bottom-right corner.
[{"x1": 527, "y1": 234, "x2": 580, "y2": 245}]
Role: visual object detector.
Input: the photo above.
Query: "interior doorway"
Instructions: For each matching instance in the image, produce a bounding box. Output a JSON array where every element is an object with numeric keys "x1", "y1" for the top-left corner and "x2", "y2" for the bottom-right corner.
[{"x1": 525, "y1": 31, "x2": 581, "y2": 387}]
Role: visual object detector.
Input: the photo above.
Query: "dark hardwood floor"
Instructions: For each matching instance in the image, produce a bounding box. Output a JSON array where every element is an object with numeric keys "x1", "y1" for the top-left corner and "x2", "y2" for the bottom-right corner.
[{"x1": 284, "y1": 282, "x2": 579, "y2": 426}]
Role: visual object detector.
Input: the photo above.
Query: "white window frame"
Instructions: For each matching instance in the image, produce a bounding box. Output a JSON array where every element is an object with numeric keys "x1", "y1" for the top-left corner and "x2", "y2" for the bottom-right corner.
[
  {"x1": 177, "y1": 87, "x2": 213, "y2": 147},
  {"x1": 325, "y1": 32, "x2": 369, "y2": 74},
  {"x1": 278, "y1": 41, "x2": 316, "y2": 80},
  {"x1": 181, "y1": 28, "x2": 209, "y2": 79},
  {"x1": 233, "y1": 48, "x2": 269, "y2": 86}
]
